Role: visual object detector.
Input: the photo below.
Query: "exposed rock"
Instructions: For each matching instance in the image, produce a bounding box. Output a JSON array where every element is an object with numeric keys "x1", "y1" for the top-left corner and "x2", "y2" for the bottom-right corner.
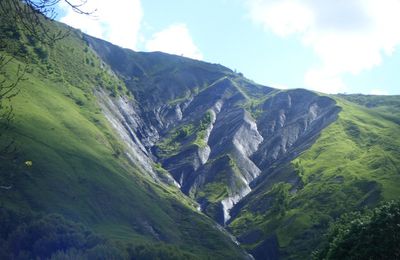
[
  {"x1": 221, "y1": 187, "x2": 251, "y2": 224},
  {"x1": 198, "y1": 146, "x2": 211, "y2": 165},
  {"x1": 95, "y1": 89, "x2": 179, "y2": 186},
  {"x1": 96, "y1": 90, "x2": 153, "y2": 172},
  {"x1": 252, "y1": 89, "x2": 340, "y2": 173}
]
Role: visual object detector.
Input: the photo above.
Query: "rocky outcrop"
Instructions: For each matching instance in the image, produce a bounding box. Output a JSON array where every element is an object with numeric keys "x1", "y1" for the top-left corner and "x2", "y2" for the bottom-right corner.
[
  {"x1": 95, "y1": 69, "x2": 339, "y2": 229},
  {"x1": 206, "y1": 108, "x2": 263, "y2": 223},
  {"x1": 95, "y1": 89, "x2": 180, "y2": 186},
  {"x1": 252, "y1": 89, "x2": 340, "y2": 181},
  {"x1": 158, "y1": 78, "x2": 266, "y2": 224},
  {"x1": 95, "y1": 90, "x2": 153, "y2": 171}
]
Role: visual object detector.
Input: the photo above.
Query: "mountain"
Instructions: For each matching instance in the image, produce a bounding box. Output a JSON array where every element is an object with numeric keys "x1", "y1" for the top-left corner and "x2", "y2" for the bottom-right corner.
[
  {"x1": 1, "y1": 6, "x2": 399, "y2": 259},
  {"x1": 0, "y1": 12, "x2": 247, "y2": 259}
]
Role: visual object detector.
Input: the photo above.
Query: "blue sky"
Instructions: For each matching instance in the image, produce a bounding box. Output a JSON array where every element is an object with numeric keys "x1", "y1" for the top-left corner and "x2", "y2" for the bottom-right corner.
[{"x1": 58, "y1": 0, "x2": 400, "y2": 95}]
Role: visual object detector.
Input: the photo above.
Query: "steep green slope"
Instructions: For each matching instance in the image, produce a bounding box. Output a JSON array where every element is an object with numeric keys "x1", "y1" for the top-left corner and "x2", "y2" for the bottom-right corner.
[
  {"x1": 228, "y1": 95, "x2": 400, "y2": 259},
  {"x1": 0, "y1": 11, "x2": 246, "y2": 259}
]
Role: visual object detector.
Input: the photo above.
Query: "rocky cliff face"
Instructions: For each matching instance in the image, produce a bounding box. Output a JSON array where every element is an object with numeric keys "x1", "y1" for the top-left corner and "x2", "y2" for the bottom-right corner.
[
  {"x1": 251, "y1": 90, "x2": 341, "y2": 186},
  {"x1": 85, "y1": 35, "x2": 341, "y2": 257}
]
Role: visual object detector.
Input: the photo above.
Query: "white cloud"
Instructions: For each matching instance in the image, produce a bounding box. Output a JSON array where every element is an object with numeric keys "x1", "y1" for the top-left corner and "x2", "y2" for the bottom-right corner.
[
  {"x1": 247, "y1": 0, "x2": 314, "y2": 37},
  {"x1": 59, "y1": 0, "x2": 143, "y2": 50},
  {"x1": 304, "y1": 68, "x2": 346, "y2": 93},
  {"x1": 145, "y1": 24, "x2": 203, "y2": 60},
  {"x1": 246, "y1": 0, "x2": 400, "y2": 93}
]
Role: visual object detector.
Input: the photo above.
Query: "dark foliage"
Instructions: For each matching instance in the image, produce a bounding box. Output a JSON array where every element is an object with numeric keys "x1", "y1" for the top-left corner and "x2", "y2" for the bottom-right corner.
[
  {"x1": 314, "y1": 201, "x2": 400, "y2": 260},
  {"x1": 0, "y1": 208, "x2": 112, "y2": 259},
  {"x1": 0, "y1": 208, "x2": 201, "y2": 259}
]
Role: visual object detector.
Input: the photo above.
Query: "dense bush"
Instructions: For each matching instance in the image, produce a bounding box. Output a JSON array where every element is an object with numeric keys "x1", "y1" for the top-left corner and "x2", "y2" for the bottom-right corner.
[
  {"x1": 0, "y1": 208, "x2": 117, "y2": 259},
  {"x1": 314, "y1": 201, "x2": 400, "y2": 259},
  {"x1": 0, "y1": 208, "x2": 199, "y2": 259}
]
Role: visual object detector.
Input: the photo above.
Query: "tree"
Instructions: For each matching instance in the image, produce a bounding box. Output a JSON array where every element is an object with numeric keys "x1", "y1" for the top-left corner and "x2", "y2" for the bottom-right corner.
[{"x1": 313, "y1": 200, "x2": 400, "y2": 259}]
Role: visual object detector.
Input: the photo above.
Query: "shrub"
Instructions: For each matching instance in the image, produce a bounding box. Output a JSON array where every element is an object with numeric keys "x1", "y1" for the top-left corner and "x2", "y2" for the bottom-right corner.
[{"x1": 314, "y1": 201, "x2": 400, "y2": 259}]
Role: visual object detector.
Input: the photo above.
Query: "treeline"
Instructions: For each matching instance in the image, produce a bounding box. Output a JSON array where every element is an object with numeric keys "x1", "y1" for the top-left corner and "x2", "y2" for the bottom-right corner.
[
  {"x1": 314, "y1": 200, "x2": 400, "y2": 259},
  {"x1": 0, "y1": 208, "x2": 197, "y2": 259}
]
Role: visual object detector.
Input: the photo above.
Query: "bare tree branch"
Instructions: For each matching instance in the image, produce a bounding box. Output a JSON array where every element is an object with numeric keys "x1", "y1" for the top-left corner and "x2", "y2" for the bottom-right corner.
[
  {"x1": 0, "y1": 0, "x2": 94, "y2": 44},
  {"x1": 0, "y1": 0, "x2": 92, "y2": 185}
]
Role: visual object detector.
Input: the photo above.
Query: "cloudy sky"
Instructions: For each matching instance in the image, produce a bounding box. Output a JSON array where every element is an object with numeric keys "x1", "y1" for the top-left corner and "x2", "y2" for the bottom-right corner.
[{"x1": 58, "y1": 0, "x2": 400, "y2": 95}]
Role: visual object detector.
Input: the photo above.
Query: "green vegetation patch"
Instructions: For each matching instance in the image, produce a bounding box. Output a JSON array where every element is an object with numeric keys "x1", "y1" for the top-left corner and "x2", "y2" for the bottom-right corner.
[
  {"x1": 313, "y1": 200, "x2": 400, "y2": 260},
  {"x1": 197, "y1": 182, "x2": 229, "y2": 203},
  {"x1": 156, "y1": 110, "x2": 214, "y2": 157},
  {"x1": 193, "y1": 110, "x2": 213, "y2": 148},
  {"x1": 156, "y1": 123, "x2": 195, "y2": 158}
]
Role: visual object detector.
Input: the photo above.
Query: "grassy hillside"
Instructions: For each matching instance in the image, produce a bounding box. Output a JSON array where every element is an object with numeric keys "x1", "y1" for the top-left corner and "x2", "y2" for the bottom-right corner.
[
  {"x1": 337, "y1": 93, "x2": 400, "y2": 124},
  {"x1": 0, "y1": 11, "x2": 246, "y2": 259},
  {"x1": 228, "y1": 95, "x2": 400, "y2": 258}
]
